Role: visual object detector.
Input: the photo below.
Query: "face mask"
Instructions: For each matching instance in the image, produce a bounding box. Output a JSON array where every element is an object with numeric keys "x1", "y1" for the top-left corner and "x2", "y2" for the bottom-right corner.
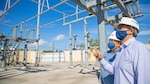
[
  {"x1": 116, "y1": 29, "x2": 127, "y2": 40},
  {"x1": 108, "y1": 41, "x2": 115, "y2": 50}
]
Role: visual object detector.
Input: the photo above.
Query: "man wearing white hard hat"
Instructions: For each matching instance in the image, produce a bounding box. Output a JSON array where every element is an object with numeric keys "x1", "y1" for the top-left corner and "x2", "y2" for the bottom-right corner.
[
  {"x1": 98, "y1": 31, "x2": 121, "y2": 84},
  {"x1": 94, "y1": 17, "x2": 150, "y2": 84}
]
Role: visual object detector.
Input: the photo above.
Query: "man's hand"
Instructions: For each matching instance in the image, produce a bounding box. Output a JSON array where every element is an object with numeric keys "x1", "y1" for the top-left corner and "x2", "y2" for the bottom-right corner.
[{"x1": 93, "y1": 48, "x2": 102, "y2": 61}]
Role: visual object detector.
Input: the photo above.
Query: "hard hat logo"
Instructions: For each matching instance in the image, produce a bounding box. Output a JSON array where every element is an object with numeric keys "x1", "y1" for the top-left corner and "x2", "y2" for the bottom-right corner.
[
  {"x1": 131, "y1": 20, "x2": 138, "y2": 25},
  {"x1": 109, "y1": 31, "x2": 120, "y2": 41}
]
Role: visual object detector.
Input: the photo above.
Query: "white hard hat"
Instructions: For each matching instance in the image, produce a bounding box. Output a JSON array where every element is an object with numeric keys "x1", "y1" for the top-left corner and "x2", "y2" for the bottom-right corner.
[
  {"x1": 117, "y1": 17, "x2": 139, "y2": 31},
  {"x1": 109, "y1": 31, "x2": 120, "y2": 41}
]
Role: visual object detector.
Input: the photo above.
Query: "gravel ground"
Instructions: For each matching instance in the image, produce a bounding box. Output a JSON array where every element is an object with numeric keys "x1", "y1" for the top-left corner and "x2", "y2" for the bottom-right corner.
[{"x1": 0, "y1": 62, "x2": 101, "y2": 84}]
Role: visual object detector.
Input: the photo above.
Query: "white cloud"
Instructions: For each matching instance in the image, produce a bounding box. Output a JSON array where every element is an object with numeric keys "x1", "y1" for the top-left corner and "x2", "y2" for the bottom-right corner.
[
  {"x1": 138, "y1": 30, "x2": 150, "y2": 35},
  {"x1": 28, "y1": 39, "x2": 47, "y2": 47},
  {"x1": 39, "y1": 39, "x2": 47, "y2": 45},
  {"x1": 54, "y1": 34, "x2": 65, "y2": 41}
]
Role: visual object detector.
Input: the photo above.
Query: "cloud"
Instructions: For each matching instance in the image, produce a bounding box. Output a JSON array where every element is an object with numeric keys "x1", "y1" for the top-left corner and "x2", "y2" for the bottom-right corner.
[
  {"x1": 28, "y1": 39, "x2": 47, "y2": 47},
  {"x1": 138, "y1": 30, "x2": 150, "y2": 35},
  {"x1": 54, "y1": 34, "x2": 65, "y2": 41}
]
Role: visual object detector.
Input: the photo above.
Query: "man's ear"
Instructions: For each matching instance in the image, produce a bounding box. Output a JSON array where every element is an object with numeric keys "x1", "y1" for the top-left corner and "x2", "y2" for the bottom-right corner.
[{"x1": 128, "y1": 29, "x2": 134, "y2": 35}]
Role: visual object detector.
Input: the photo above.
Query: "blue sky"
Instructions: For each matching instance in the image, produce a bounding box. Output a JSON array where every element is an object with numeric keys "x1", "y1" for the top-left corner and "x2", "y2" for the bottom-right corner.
[{"x1": 0, "y1": 0, "x2": 150, "y2": 51}]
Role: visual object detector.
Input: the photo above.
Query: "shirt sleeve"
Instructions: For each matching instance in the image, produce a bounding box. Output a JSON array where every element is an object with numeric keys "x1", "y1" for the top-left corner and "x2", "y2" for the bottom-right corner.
[
  {"x1": 99, "y1": 58, "x2": 114, "y2": 75},
  {"x1": 133, "y1": 43, "x2": 150, "y2": 84}
]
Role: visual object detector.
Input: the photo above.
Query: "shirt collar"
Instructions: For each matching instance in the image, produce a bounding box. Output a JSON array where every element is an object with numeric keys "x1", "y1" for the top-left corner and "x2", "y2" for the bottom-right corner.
[
  {"x1": 121, "y1": 37, "x2": 135, "y2": 48},
  {"x1": 108, "y1": 48, "x2": 121, "y2": 53}
]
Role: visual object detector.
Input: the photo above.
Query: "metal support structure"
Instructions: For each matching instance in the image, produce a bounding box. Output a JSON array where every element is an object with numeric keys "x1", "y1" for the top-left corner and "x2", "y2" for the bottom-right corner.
[
  {"x1": 35, "y1": 0, "x2": 41, "y2": 66},
  {"x1": 80, "y1": 48, "x2": 84, "y2": 65},
  {"x1": 76, "y1": 5, "x2": 79, "y2": 19},
  {"x1": 0, "y1": 0, "x2": 20, "y2": 18},
  {"x1": 13, "y1": 26, "x2": 17, "y2": 38},
  {"x1": 72, "y1": 0, "x2": 97, "y2": 15},
  {"x1": 112, "y1": 0, "x2": 132, "y2": 17},
  {"x1": 97, "y1": 0, "x2": 107, "y2": 57},
  {"x1": 83, "y1": 18, "x2": 89, "y2": 66},
  {"x1": 128, "y1": 3, "x2": 134, "y2": 15},
  {"x1": 13, "y1": 26, "x2": 19, "y2": 64},
  {"x1": 0, "y1": 36, "x2": 36, "y2": 67},
  {"x1": 73, "y1": 34, "x2": 77, "y2": 50},
  {"x1": 23, "y1": 0, "x2": 68, "y2": 26},
  {"x1": 87, "y1": 32, "x2": 90, "y2": 49},
  {"x1": 0, "y1": 0, "x2": 143, "y2": 68},
  {"x1": 1, "y1": 41, "x2": 7, "y2": 68},
  {"x1": 16, "y1": 48, "x2": 19, "y2": 64},
  {"x1": 69, "y1": 23, "x2": 73, "y2": 66},
  {"x1": 30, "y1": 29, "x2": 35, "y2": 39},
  {"x1": 72, "y1": 0, "x2": 143, "y2": 26},
  {"x1": 23, "y1": 42, "x2": 27, "y2": 66},
  {"x1": 23, "y1": 27, "x2": 28, "y2": 66},
  {"x1": 63, "y1": 14, "x2": 94, "y2": 26},
  {"x1": 20, "y1": 22, "x2": 23, "y2": 38},
  {"x1": 24, "y1": 28, "x2": 28, "y2": 38}
]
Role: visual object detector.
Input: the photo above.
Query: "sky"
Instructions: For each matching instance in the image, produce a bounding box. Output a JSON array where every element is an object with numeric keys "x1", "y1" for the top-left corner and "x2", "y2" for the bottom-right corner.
[{"x1": 0, "y1": 0, "x2": 150, "y2": 51}]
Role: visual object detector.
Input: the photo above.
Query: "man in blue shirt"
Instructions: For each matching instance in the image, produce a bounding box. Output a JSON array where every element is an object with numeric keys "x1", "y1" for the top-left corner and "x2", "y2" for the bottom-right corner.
[
  {"x1": 100, "y1": 31, "x2": 121, "y2": 84},
  {"x1": 94, "y1": 17, "x2": 150, "y2": 84}
]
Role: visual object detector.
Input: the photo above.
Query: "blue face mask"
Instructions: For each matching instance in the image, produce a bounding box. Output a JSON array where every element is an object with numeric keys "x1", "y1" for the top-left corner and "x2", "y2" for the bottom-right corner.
[
  {"x1": 116, "y1": 29, "x2": 127, "y2": 40},
  {"x1": 108, "y1": 41, "x2": 115, "y2": 50}
]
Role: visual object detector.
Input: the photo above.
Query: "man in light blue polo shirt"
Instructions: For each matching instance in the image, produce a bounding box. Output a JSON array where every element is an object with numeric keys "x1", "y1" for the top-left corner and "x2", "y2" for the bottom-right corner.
[
  {"x1": 99, "y1": 31, "x2": 121, "y2": 84},
  {"x1": 94, "y1": 17, "x2": 150, "y2": 84}
]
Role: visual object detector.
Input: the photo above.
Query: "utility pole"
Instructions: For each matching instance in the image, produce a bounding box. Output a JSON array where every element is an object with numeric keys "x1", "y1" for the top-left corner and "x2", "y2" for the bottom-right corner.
[
  {"x1": 35, "y1": 0, "x2": 41, "y2": 66},
  {"x1": 84, "y1": 18, "x2": 89, "y2": 66},
  {"x1": 87, "y1": 32, "x2": 90, "y2": 49},
  {"x1": 69, "y1": 23, "x2": 73, "y2": 66}
]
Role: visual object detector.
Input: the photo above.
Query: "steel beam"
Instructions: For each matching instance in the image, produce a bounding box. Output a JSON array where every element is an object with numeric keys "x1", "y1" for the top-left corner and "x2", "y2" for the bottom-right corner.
[
  {"x1": 23, "y1": 0, "x2": 68, "y2": 24},
  {"x1": 113, "y1": 0, "x2": 132, "y2": 17},
  {"x1": 73, "y1": 34, "x2": 77, "y2": 50},
  {"x1": 13, "y1": 26, "x2": 17, "y2": 39},
  {"x1": 0, "y1": 36, "x2": 36, "y2": 43},
  {"x1": 35, "y1": 0, "x2": 41, "y2": 66},
  {"x1": 23, "y1": 42, "x2": 27, "y2": 66},
  {"x1": 97, "y1": 1, "x2": 107, "y2": 59},
  {"x1": 135, "y1": 0, "x2": 140, "y2": 14},
  {"x1": 69, "y1": 23, "x2": 73, "y2": 66},
  {"x1": 104, "y1": 0, "x2": 135, "y2": 11},
  {"x1": 83, "y1": 18, "x2": 89, "y2": 66},
  {"x1": 63, "y1": 14, "x2": 94, "y2": 26},
  {"x1": 32, "y1": 0, "x2": 69, "y2": 16},
  {"x1": 0, "y1": 0, "x2": 20, "y2": 18},
  {"x1": 72, "y1": 0, "x2": 97, "y2": 15},
  {"x1": 80, "y1": 48, "x2": 84, "y2": 65},
  {"x1": 1, "y1": 40, "x2": 7, "y2": 68},
  {"x1": 42, "y1": 9, "x2": 87, "y2": 27},
  {"x1": 65, "y1": 1, "x2": 82, "y2": 11}
]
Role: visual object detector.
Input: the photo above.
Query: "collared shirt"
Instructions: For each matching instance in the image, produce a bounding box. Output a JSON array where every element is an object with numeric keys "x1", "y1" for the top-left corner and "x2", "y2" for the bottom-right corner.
[
  {"x1": 100, "y1": 38, "x2": 150, "y2": 84},
  {"x1": 100, "y1": 50, "x2": 119, "y2": 84}
]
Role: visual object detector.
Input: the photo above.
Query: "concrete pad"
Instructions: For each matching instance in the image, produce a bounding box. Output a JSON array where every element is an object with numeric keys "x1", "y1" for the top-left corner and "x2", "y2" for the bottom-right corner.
[{"x1": 0, "y1": 62, "x2": 101, "y2": 84}]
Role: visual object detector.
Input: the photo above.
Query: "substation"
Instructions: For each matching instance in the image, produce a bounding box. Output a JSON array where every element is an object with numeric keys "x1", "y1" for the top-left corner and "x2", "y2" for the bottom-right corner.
[{"x1": 0, "y1": 0, "x2": 143, "y2": 83}]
